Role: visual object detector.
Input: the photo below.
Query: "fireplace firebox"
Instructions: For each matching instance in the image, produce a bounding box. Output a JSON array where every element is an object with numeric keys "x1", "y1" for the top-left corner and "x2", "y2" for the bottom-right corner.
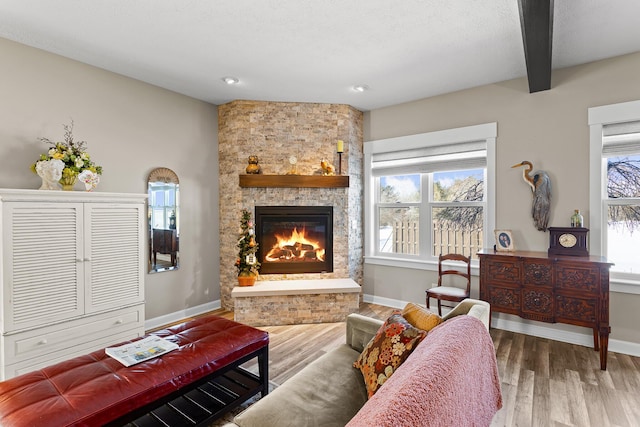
[{"x1": 255, "y1": 206, "x2": 333, "y2": 274}]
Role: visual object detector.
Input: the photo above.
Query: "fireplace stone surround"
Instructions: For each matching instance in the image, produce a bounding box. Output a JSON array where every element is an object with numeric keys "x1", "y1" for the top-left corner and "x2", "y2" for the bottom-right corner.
[{"x1": 218, "y1": 100, "x2": 363, "y2": 310}]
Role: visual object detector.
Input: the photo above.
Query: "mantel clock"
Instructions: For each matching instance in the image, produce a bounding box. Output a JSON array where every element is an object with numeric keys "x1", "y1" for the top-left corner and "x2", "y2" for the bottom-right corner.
[{"x1": 548, "y1": 227, "x2": 589, "y2": 257}]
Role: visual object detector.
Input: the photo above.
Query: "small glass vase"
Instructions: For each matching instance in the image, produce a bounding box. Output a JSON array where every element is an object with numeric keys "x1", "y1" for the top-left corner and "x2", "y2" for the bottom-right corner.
[
  {"x1": 59, "y1": 175, "x2": 77, "y2": 191},
  {"x1": 570, "y1": 209, "x2": 584, "y2": 227}
]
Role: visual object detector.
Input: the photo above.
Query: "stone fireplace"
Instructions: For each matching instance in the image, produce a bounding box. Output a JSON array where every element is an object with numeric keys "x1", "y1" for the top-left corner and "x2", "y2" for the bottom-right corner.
[{"x1": 218, "y1": 100, "x2": 363, "y2": 310}]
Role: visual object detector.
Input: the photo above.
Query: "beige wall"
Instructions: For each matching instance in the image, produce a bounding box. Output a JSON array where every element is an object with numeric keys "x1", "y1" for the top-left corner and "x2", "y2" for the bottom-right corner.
[
  {"x1": 0, "y1": 38, "x2": 219, "y2": 321},
  {"x1": 363, "y1": 52, "x2": 640, "y2": 345}
]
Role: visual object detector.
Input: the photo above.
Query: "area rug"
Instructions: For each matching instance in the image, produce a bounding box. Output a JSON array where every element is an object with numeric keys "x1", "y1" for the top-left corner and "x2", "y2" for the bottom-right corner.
[{"x1": 209, "y1": 381, "x2": 279, "y2": 426}]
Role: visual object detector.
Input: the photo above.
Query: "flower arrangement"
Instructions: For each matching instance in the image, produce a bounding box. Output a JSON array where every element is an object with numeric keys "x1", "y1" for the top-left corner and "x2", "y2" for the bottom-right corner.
[
  {"x1": 31, "y1": 121, "x2": 103, "y2": 188},
  {"x1": 236, "y1": 209, "x2": 261, "y2": 279}
]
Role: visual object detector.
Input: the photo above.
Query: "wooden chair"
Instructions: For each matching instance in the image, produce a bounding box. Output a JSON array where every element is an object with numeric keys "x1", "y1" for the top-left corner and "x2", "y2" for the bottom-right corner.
[{"x1": 426, "y1": 253, "x2": 471, "y2": 315}]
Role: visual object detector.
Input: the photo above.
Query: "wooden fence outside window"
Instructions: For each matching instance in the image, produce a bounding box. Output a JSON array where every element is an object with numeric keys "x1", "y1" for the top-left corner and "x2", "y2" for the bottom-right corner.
[{"x1": 389, "y1": 221, "x2": 483, "y2": 259}]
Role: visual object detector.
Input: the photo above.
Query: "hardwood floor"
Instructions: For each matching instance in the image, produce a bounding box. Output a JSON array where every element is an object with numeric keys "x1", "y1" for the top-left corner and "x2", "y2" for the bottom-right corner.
[
  {"x1": 491, "y1": 328, "x2": 640, "y2": 426},
  {"x1": 195, "y1": 304, "x2": 640, "y2": 426}
]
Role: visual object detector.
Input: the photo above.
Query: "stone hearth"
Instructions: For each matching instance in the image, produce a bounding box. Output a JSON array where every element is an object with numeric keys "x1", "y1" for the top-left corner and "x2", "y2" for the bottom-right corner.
[
  {"x1": 231, "y1": 279, "x2": 360, "y2": 326},
  {"x1": 218, "y1": 100, "x2": 364, "y2": 311}
]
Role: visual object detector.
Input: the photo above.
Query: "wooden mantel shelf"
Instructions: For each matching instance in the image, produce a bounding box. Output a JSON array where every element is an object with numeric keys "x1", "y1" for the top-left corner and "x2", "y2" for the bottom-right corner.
[{"x1": 239, "y1": 174, "x2": 349, "y2": 188}]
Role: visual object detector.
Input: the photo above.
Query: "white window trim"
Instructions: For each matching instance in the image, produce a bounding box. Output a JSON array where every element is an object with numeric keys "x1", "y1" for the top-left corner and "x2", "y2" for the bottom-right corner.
[
  {"x1": 588, "y1": 99, "x2": 640, "y2": 294},
  {"x1": 364, "y1": 123, "x2": 497, "y2": 271}
]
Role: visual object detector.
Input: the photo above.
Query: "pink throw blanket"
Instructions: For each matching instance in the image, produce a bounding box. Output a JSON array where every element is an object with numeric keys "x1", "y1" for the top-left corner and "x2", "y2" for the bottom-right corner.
[{"x1": 346, "y1": 315, "x2": 502, "y2": 427}]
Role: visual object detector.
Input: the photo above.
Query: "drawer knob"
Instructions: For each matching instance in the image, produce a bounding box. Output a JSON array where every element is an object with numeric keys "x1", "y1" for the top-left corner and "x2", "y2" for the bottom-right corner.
[
  {"x1": 38, "y1": 339, "x2": 48, "y2": 345},
  {"x1": 115, "y1": 319, "x2": 124, "y2": 325}
]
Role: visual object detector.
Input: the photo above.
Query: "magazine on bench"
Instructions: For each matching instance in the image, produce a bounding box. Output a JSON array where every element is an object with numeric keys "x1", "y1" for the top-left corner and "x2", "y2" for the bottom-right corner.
[{"x1": 105, "y1": 336, "x2": 179, "y2": 367}]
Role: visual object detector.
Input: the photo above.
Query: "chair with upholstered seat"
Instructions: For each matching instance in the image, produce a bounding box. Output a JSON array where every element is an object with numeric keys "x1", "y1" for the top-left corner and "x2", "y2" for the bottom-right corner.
[{"x1": 426, "y1": 253, "x2": 471, "y2": 315}]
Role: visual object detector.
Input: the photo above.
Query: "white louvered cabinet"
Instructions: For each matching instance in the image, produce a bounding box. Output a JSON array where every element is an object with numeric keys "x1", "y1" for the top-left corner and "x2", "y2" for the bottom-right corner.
[{"x1": 0, "y1": 189, "x2": 146, "y2": 379}]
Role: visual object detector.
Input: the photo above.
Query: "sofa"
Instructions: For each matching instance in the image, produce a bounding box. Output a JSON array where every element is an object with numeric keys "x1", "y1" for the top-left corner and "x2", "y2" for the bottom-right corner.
[{"x1": 224, "y1": 298, "x2": 503, "y2": 427}]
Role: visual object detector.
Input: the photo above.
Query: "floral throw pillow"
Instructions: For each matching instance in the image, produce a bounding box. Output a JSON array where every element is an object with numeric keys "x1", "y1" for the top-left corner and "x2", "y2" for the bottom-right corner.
[{"x1": 353, "y1": 313, "x2": 427, "y2": 398}]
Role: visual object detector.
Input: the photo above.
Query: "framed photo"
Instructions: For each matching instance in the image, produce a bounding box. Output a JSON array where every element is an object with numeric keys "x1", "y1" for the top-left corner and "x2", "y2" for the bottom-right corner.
[{"x1": 494, "y1": 229, "x2": 514, "y2": 252}]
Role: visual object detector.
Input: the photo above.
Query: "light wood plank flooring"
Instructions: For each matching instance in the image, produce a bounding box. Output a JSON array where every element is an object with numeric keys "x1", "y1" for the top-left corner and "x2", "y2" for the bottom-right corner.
[{"x1": 182, "y1": 304, "x2": 640, "y2": 427}]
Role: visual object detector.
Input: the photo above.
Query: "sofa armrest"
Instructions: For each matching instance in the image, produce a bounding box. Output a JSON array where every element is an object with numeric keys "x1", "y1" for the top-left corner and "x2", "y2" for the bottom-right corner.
[
  {"x1": 346, "y1": 313, "x2": 384, "y2": 352},
  {"x1": 442, "y1": 298, "x2": 490, "y2": 329}
]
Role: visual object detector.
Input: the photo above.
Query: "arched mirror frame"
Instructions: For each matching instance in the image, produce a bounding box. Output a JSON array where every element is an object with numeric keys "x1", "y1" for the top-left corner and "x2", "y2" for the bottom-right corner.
[{"x1": 148, "y1": 167, "x2": 180, "y2": 273}]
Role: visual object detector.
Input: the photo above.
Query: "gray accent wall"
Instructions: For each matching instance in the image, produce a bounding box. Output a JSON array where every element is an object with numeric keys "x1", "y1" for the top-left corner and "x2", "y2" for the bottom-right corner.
[
  {"x1": 0, "y1": 37, "x2": 220, "y2": 321},
  {"x1": 363, "y1": 51, "x2": 640, "y2": 347}
]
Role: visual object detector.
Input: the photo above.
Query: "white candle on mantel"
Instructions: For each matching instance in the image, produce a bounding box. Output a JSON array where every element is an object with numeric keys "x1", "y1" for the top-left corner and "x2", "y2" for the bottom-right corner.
[{"x1": 337, "y1": 140, "x2": 344, "y2": 153}]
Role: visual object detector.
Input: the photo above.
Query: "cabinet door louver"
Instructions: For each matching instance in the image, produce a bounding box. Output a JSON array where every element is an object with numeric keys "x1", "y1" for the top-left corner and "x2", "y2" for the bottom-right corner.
[
  {"x1": 85, "y1": 204, "x2": 144, "y2": 311},
  {"x1": 6, "y1": 204, "x2": 83, "y2": 331}
]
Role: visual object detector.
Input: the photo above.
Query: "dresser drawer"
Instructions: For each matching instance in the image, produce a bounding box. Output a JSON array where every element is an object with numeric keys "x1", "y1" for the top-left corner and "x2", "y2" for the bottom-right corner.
[
  {"x1": 484, "y1": 259, "x2": 521, "y2": 286},
  {"x1": 523, "y1": 260, "x2": 552, "y2": 287},
  {"x1": 2, "y1": 305, "x2": 144, "y2": 366},
  {"x1": 555, "y1": 295, "x2": 597, "y2": 325},
  {"x1": 554, "y1": 264, "x2": 600, "y2": 293},
  {"x1": 521, "y1": 287, "x2": 554, "y2": 322},
  {"x1": 2, "y1": 326, "x2": 145, "y2": 380},
  {"x1": 486, "y1": 285, "x2": 520, "y2": 314}
]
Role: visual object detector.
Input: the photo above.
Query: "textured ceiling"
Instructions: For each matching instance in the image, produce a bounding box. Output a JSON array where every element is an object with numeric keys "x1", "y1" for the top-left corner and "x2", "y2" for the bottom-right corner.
[{"x1": 1, "y1": 0, "x2": 639, "y2": 111}]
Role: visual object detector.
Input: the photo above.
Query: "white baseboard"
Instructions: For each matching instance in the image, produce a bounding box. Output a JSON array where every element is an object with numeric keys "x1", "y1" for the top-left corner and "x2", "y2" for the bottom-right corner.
[
  {"x1": 145, "y1": 300, "x2": 221, "y2": 331},
  {"x1": 362, "y1": 293, "x2": 640, "y2": 358},
  {"x1": 493, "y1": 315, "x2": 640, "y2": 358},
  {"x1": 362, "y1": 294, "x2": 407, "y2": 309},
  {"x1": 610, "y1": 337, "x2": 640, "y2": 357}
]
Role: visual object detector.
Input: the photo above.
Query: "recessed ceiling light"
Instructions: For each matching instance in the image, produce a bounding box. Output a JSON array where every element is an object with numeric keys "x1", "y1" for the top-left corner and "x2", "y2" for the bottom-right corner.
[
  {"x1": 222, "y1": 76, "x2": 240, "y2": 85},
  {"x1": 353, "y1": 84, "x2": 369, "y2": 92}
]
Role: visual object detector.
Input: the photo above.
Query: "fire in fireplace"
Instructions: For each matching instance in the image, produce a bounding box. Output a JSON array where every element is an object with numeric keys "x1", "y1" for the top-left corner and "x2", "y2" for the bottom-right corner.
[{"x1": 255, "y1": 206, "x2": 333, "y2": 274}]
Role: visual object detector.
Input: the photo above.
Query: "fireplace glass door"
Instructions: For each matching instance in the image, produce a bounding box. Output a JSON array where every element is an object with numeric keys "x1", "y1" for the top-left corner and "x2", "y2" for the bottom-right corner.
[{"x1": 255, "y1": 206, "x2": 333, "y2": 274}]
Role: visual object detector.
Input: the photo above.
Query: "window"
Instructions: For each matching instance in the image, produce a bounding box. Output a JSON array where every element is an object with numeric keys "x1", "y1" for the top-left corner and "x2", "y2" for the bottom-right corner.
[
  {"x1": 589, "y1": 100, "x2": 640, "y2": 291},
  {"x1": 377, "y1": 174, "x2": 421, "y2": 255},
  {"x1": 431, "y1": 169, "x2": 484, "y2": 258},
  {"x1": 364, "y1": 123, "x2": 496, "y2": 268},
  {"x1": 605, "y1": 152, "x2": 640, "y2": 275},
  {"x1": 375, "y1": 170, "x2": 484, "y2": 258}
]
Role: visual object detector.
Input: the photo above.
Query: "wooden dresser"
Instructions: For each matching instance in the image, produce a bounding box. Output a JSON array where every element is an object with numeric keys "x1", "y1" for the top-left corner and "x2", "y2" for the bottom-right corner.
[{"x1": 478, "y1": 249, "x2": 613, "y2": 370}]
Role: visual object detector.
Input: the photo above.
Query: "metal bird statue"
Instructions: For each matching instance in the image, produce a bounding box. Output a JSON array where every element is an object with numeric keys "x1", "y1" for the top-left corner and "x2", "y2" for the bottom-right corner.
[{"x1": 511, "y1": 161, "x2": 551, "y2": 231}]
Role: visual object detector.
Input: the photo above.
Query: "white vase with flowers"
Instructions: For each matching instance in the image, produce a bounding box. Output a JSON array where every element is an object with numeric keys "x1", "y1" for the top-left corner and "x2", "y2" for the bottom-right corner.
[{"x1": 31, "y1": 120, "x2": 103, "y2": 191}]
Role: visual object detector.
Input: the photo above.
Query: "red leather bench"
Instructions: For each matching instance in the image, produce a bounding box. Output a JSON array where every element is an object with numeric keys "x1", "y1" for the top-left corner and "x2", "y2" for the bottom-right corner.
[{"x1": 0, "y1": 314, "x2": 269, "y2": 427}]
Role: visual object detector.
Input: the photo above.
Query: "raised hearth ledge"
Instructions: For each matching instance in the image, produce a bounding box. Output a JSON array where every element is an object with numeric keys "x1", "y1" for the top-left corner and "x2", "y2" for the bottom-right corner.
[
  {"x1": 231, "y1": 278, "x2": 360, "y2": 297},
  {"x1": 231, "y1": 279, "x2": 361, "y2": 326}
]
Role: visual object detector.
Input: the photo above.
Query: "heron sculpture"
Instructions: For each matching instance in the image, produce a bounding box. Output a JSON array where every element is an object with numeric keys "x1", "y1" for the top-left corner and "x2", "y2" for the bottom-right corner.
[{"x1": 511, "y1": 161, "x2": 551, "y2": 231}]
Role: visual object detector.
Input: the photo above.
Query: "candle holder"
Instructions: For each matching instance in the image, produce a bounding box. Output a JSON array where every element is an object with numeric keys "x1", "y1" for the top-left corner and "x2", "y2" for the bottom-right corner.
[{"x1": 336, "y1": 140, "x2": 344, "y2": 175}]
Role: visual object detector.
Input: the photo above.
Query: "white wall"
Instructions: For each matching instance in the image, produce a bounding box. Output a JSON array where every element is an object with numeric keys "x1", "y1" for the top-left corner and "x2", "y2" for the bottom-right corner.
[
  {"x1": 363, "y1": 51, "x2": 640, "y2": 347},
  {"x1": 0, "y1": 37, "x2": 220, "y2": 321}
]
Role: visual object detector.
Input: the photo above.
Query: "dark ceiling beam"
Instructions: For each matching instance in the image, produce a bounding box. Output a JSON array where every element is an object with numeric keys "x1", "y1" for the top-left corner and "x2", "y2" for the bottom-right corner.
[{"x1": 518, "y1": 0, "x2": 554, "y2": 93}]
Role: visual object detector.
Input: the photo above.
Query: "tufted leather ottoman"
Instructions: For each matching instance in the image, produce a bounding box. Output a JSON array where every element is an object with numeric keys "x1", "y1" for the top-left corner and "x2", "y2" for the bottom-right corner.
[{"x1": 0, "y1": 314, "x2": 269, "y2": 427}]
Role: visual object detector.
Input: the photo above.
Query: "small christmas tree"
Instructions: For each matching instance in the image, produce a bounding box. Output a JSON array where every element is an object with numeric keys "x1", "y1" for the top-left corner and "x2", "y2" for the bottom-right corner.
[{"x1": 236, "y1": 209, "x2": 261, "y2": 279}]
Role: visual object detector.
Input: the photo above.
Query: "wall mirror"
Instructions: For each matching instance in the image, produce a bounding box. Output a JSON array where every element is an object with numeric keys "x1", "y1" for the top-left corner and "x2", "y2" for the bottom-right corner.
[{"x1": 148, "y1": 167, "x2": 179, "y2": 273}]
